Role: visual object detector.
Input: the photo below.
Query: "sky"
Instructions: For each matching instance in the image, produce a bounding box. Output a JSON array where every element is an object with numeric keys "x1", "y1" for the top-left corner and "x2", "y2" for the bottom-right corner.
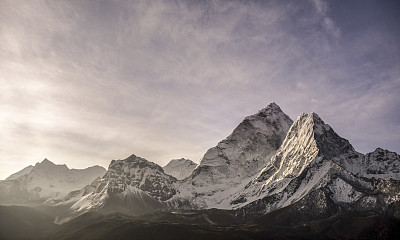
[{"x1": 1, "y1": 0, "x2": 399, "y2": 179}]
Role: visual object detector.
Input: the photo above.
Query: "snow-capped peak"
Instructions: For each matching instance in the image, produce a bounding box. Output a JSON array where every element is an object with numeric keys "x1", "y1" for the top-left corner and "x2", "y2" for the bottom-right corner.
[
  {"x1": 163, "y1": 158, "x2": 197, "y2": 180},
  {"x1": 308, "y1": 112, "x2": 332, "y2": 135},
  {"x1": 33, "y1": 158, "x2": 69, "y2": 172},
  {"x1": 109, "y1": 154, "x2": 165, "y2": 173},
  {"x1": 196, "y1": 102, "x2": 292, "y2": 172},
  {"x1": 38, "y1": 158, "x2": 54, "y2": 165},
  {"x1": 103, "y1": 154, "x2": 177, "y2": 200},
  {"x1": 169, "y1": 103, "x2": 294, "y2": 209},
  {"x1": 0, "y1": 159, "x2": 106, "y2": 204},
  {"x1": 255, "y1": 111, "x2": 356, "y2": 189},
  {"x1": 245, "y1": 102, "x2": 287, "y2": 121},
  {"x1": 59, "y1": 154, "x2": 177, "y2": 216},
  {"x1": 258, "y1": 102, "x2": 281, "y2": 112},
  {"x1": 256, "y1": 112, "x2": 321, "y2": 184}
]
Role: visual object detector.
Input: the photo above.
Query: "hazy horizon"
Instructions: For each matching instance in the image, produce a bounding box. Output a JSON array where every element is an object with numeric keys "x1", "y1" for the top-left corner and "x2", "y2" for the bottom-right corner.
[{"x1": 1, "y1": 0, "x2": 399, "y2": 179}]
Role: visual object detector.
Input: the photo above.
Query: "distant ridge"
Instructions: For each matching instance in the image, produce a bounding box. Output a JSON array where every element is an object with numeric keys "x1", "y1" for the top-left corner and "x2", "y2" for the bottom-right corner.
[
  {"x1": 163, "y1": 158, "x2": 197, "y2": 180},
  {"x1": 0, "y1": 159, "x2": 106, "y2": 204}
]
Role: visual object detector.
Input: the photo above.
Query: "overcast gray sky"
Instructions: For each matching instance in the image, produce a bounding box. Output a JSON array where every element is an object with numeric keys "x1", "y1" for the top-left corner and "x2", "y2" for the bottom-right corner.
[{"x1": 1, "y1": 0, "x2": 399, "y2": 179}]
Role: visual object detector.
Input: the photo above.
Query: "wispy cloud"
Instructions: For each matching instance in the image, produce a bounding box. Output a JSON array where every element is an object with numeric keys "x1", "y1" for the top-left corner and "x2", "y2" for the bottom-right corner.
[
  {"x1": 311, "y1": 0, "x2": 341, "y2": 38},
  {"x1": 0, "y1": 0, "x2": 399, "y2": 178}
]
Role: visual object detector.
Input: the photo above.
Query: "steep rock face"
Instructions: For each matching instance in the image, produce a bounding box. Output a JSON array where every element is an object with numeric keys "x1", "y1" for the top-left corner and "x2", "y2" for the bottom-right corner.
[
  {"x1": 362, "y1": 148, "x2": 400, "y2": 179},
  {"x1": 170, "y1": 103, "x2": 293, "y2": 209},
  {"x1": 234, "y1": 113, "x2": 400, "y2": 219},
  {"x1": 256, "y1": 113, "x2": 355, "y2": 187},
  {"x1": 195, "y1": 102, "x2": 293, "y2": 179},
  {"x1": 231, "y1": 112, "x2": 338, "y2": 210},
  {"x1": 163, "y1": 158, "x2": 197, "y2": 180},
  {"x1": 0, "y1": 159, "x2": 106, "y2": 204},
  {"x1": 59, "y1": 154, "x2": 177, "y2": 215},
  {"x1": 106, "y1": 154, "x2": 177, "y2": 201}
]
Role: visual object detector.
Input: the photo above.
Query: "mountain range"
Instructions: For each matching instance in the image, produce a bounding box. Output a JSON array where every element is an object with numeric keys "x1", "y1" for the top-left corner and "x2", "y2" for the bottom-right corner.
[
  {"x1": 1, "y1": 102, "x2": 399, "y2": 239},
  {"x1": 0, "y1": 159, "x2": 106, "y2": 205}
]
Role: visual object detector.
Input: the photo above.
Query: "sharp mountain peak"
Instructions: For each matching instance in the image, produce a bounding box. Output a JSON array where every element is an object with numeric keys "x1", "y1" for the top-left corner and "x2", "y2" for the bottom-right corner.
[{"x1": 34, "y1": 158, "x2": 69, "y2": 171}]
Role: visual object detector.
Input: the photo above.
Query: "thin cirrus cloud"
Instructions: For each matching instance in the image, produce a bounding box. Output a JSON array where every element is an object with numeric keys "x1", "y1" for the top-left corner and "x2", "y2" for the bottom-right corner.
[
  {"x1": 312, "y1": 0, "x2": 341, "y2": 38},
  {"x1": 0, "y1": 0, "x2": 399, "y2": 179}
]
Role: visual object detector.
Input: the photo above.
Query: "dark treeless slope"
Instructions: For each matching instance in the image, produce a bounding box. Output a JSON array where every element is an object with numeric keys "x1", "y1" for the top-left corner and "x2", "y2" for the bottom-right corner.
[
  {"x1": 39, "y1": 209, "x2": 400, "y2": 240},
  {"x1": 0, "y1": 205, "x2": 56, "y2": 240},
  {"x1": 1, "y1": 204, "x2": 399, "y2": 240},
  {"x1": 39, "y1": 211, "x2": 308, "y2": 240}
]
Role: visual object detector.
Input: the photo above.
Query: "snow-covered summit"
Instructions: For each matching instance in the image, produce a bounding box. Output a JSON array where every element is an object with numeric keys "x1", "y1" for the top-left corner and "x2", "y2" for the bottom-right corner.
[
  {"x1": 105, "y1": 154, "x2": 176, "y2": 200},
  {"x1": 109, "y1": 154, "x2": 165, "y2": 173},
  {"x1": 244, "y1": 102, "x2": 284, "y2": 120},
  {"x1": 196, "y1": 102, "x2": 293, "y2": 172},
  {"x1": 163, "y1": 158, "x2": 197, "y2": 180},
  {"x1": 254, "y1": 111, "x2": 356, "y2": 188},
  {"x1": 58, "y1": 154, "x2": 177, "y2": 216},
  {"x1": 36, "y1": 158, "x2": 57, "y2": 166},
  {"x1": 32, "y1": 158, "x2": 70, "y2": 174},
  {"x1": 0, "y1": 159, "x2": 106, "y2": 204},
  {"x1": 168, "y1": 103, "x2": 294, "y2": 209}
]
